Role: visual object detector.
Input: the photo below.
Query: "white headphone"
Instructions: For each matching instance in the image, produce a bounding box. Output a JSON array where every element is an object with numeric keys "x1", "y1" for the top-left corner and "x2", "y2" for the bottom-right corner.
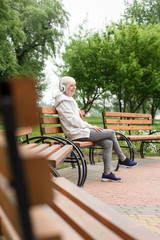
[{"x1": 60, "y1": 78, "x2": 66, "y2": 92}]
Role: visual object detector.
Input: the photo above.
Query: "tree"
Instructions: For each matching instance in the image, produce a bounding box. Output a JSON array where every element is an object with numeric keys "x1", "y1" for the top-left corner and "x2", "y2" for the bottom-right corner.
[
  {"x1": 0, "y1": 0, "x2": 25, "y2": 80},
  {"x1": 102, "y1": 21, "x2": 160, "y2": 118},
  {"x1": 124, "y1": 0, "x2": 160, "y2": 25},
  {"x1": 58, "y1": 21, "x2": 160, "y2": 118},
  {"x1": 0, "y1": 0, "x2": 68, "y2": 97},
  {"x1": 58, "y1": 27, "x2": 107, "y2": 113}
]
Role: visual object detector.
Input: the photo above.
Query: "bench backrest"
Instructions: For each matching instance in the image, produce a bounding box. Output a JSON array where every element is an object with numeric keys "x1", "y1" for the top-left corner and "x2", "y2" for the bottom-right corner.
[
  {"x1": 0, "y1": 77, "x2": 58, "y2": 240},
  {"x1": 39, "y1": 107, "x2": 85, "y2": 136},
  {"x1": 102, "y1": 112, "x2": 152, "y2": 135}
]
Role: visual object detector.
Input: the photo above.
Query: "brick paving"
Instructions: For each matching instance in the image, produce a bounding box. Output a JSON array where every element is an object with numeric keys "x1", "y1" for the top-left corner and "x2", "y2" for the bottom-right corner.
[{"x1": 59, "y1": 157, "x2": 160, "y2": 237}]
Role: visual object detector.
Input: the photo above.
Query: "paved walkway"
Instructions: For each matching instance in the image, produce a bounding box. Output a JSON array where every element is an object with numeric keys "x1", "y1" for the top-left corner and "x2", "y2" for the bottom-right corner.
[{"x1": 59, "y1": 157, "x2": 160, "y2": 237}]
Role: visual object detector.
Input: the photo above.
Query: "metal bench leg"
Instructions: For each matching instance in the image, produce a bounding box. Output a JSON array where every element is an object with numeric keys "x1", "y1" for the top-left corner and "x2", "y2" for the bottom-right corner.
[{"x1": 140, "y1": 141, "x2": 145, "y2": 158}]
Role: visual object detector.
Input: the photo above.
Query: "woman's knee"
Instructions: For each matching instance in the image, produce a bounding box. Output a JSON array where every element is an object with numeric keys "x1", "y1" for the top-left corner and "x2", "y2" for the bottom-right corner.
[{"x1": 102, "y1": 139, "x2": 113, "y2": 149}]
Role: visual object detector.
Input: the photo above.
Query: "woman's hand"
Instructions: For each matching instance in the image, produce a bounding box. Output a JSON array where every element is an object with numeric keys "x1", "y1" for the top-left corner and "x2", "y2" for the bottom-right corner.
[{"x1": 91, "y1": 125, "x2": 103, "y2": 132}]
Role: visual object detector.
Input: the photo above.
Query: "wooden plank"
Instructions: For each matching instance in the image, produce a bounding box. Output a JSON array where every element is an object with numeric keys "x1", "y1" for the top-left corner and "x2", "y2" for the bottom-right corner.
[
  {"x1": 0, "y1": 207, "x2": 21, "y2": 240},
  {"x1": 127, "y1": 135, "x2": 160, "y2": 141},
  {"x1": 15, "y1": 127, "x2": 32, "y2": 137},
  {"x1": 0, "y1": 136, "x2": 11, "y2": 180},
  {"x1": 10, "y1": 76, "x2": 38, "y2": 127},
  {"x1": 30, "y1": 205, "x2": 61, "y2": 240},
  {"x1": 27, "y1": 144, "x2": 50, "y2": 154},
  {"x1": 51, "y1": 190, "x2": 121, "y2": 240},
  {"x1": 105, "y1": 126, "x2": 152, "y2": 131},
  {"x1": 43, "y1": 127, "x2": 63, "y2": 134},
  {"x1": 40, "y1": 107, "x2": 57, "y2": 115},
  {"x1": 0, "y1": 174, "x2": 23, "y2": 238},
  {"x1": 39, "y1": 145, "x2": 61, "y2": 158},
  {"x1": 19, "y1": 143, "x2": 38, "y2": 150},
  {"x1": 103, "y1": 112, "x2": 151, "y2": 119},
  {"x1": 30, "y1": 204, "x2": 83, "y2": 240},
  {"x1": 52, "y1": 177, "x2": 160, "y2": 240},
  {"x1": 48, "y1": 145, "x2": 73, "y2": 167},
  {"x1": 73, "y1": 141, "x2": 95, "y2": 147},
  {"x1": 105, "y1": 119, "x2": 152, "y2": 125},
  {"x1": 41, "y1": 117, "x2": 60, "y2": 124},
  {"x1": 20, "y1": 151, "x2": 53, "y2": 205}
]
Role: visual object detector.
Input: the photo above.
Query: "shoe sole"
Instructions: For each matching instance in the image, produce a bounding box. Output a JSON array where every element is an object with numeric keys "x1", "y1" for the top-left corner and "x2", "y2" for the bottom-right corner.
[
  {"x1": 119, "y1": 163, "x2": 138, "y2": 168},
  {"x1": 101, "y1": 179, "x2": 121, "y2": 182}
]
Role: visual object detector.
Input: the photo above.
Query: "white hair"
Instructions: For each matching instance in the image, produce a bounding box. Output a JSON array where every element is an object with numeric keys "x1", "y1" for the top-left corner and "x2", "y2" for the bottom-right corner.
[{"x1": 59, "y1": 76, "x2": 76, "y2": 92}]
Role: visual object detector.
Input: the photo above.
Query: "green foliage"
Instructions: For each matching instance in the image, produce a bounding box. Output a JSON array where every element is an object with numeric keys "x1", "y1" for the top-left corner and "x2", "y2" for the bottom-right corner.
[
  {"x1": 57, "y1": 20, "x2": 160, "y2": 118},
  {"x1": 57, "y1": 27, "x2": 107, "y2": 113},
  {"x1": 102, "y1": 21, "x2": 160, "y2": 115},
  {"x1": 0, "y1": 0, "x2": 68, "y2": 98},
  {"x1": 124, "y1": 0, "x2": 160, "y2": 25}
]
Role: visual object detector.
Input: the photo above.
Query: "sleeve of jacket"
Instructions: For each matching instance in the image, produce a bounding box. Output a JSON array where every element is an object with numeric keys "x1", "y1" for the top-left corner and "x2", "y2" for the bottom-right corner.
[{"x1": 56, "y1": 100, "x2": 92, "y2": 129}]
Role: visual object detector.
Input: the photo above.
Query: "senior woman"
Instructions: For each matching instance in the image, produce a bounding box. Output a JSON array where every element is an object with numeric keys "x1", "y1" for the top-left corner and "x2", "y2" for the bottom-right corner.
[{"x1": 55, "y1": 76, "x2": 138, "y2": 182}]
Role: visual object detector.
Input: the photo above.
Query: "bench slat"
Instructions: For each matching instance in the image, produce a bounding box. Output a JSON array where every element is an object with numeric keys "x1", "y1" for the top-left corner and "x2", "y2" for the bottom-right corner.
[
  {"x1": 73, "y1": 141, "x2": 95, "y2": 147},
  {"x1": 28, "y1": 144, "x2": 50, "y2": 154},
  {"x1": 0, "y1": 174, "x2": 23, "y2": 238},
  {"x1": 40, "y1": 107, "x2": 57, "y2": 115},
  {"x1": 41, "y1": 117, "x2": 60, "y2": 124},
  {"x1": 39, "y1": 145, "x2": 61, "y2": 158},
  {"x1": 51, "y1": 190, "x2": 121, "y2": 240},
  {"x1": 0, "y1": 207, "x2": 21, "y2": 240},
  {"x1": 20, "y1": 143, "x2": 38, "y2": 150},
  {"x1": 103, "y1": 112, "x2": 151, "y2": 118},
  {"x1": 52, "y1": 177, "x2": 159, "y2": 240},
  {"x1": 30, "y1": 204, "x2": 83, "y2": 240},
  {"x1": 15, "y1": 126, "x2": 32, "y2": 137},
  {"x1": 43, "y1": 127, "x2": 63, "y2": 134},
  {"x1": 105, "y1": 119, "x2": 152, "y2": 125},
  {"x1": 127, "y1": 135, "x2": 160, "y2": 141},
  {"x1": 105, "y1": 126, "x2": 152, "y2": 131},
  {"x1": 48, "y1": 145, "x2": 73, "y2": 167}
]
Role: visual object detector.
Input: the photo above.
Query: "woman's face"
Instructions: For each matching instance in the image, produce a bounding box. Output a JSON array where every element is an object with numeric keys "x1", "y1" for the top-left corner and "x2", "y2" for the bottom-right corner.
[{"x1": 65, "y1": 83, "x2": 76, "y2": 97}]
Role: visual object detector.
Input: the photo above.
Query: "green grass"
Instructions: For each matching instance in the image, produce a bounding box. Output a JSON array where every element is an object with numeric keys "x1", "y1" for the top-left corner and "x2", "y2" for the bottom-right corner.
[{"x1": 1, "y1": 117, "x2": 160, "y2": 158}]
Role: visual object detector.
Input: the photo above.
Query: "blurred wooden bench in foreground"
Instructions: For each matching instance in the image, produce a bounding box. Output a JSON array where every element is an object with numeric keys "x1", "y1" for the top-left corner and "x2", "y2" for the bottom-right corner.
[{"x1": 0, "y1": 76, "x2": 159, "y2": 240}]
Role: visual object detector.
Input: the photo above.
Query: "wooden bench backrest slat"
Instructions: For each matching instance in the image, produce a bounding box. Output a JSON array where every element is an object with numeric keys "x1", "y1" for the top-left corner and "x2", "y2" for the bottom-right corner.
[
  {"x1": 41, "y1": 117, "x2": 60, "y2": 124},
  {"x1": 103, "y1": 112, "x2": 151, "y2": 119},
  {"x1": 42, "y1": 126, "x2": 63, "y2": 134},
  {"x1": 39, "y1": 107, "x2": 63, "y2": 135},
  {"x1": 105, "y1": 119, "x2": 152, "y2": 125},
  {"x1": 103, "y1": 112, "x2": 152, "y2": 134},
  {"x1": 105, "y1": 126, "x2": 152, "y2": 131},
  {"x1": 39, "y1": 107, "x2": 85, "y2": 135},
  {"x1": 15, "y1": 127, "x2": 32, "y2": 137},
  {"x1": 40, "y1": 107, "x2": 57, "y2": 115}
]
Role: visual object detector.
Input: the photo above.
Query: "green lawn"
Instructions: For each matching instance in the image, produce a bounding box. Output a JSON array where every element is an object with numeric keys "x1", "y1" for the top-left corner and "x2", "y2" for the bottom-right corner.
[{"x1": 1, "y1": 117, "x2": 160, "y2": 158}]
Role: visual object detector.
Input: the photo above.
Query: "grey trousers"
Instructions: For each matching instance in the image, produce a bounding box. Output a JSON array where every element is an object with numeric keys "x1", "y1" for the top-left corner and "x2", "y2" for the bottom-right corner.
[{"x1": 76, "y1": 129, "x2": 125, "y2": 173}]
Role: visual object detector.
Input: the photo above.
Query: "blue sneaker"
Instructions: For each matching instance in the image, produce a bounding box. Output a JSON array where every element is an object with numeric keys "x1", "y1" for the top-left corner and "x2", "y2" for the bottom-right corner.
[
  {"x1": 119, "y1": 157, "x2": 138, "y2": 167},
  {"x1": 101, "y1": 172, "x2": 121, "y2": 182}
]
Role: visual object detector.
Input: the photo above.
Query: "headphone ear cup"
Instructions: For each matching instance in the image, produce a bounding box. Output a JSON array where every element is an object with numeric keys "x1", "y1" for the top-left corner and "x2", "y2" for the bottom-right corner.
[
  {"x1": 61, "y1": 84, "x2": 66, "y2": 92},
  {"x1": 60, "y1": 79, "x2": 66, "y2": 92}
]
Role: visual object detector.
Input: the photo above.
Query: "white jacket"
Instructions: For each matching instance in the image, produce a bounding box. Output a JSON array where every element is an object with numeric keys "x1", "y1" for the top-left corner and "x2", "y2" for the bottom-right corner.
[{"x1": 55, "y1": 93, "x2": 92, "y2": 140}]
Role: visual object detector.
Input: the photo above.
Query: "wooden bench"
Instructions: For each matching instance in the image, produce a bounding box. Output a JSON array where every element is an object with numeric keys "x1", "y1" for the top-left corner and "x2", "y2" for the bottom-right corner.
[
  {"x1": 102, "y1": 112, "x2": 160, "y2": 163},
  {"x1": 19, "y1": 127, "x2": 87, "y2": 187},
  {"x1": 0, "y1": 76, "x2": 159, "y2": 240},
  {"x1": 39, "y1": 107, "x2": 96, "y2": 165}
]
